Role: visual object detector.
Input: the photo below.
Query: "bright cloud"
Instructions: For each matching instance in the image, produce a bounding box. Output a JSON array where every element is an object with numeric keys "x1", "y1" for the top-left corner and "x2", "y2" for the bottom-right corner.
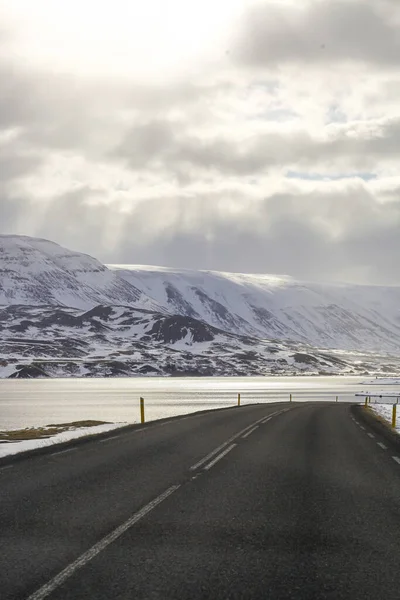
[{"x1": 1, "y1": 0, "x2": 400, "y2": 284}]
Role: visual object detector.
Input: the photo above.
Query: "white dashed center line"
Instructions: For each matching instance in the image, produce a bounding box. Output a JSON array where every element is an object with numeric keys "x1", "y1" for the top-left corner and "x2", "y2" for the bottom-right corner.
[
  {"x1": 368, "y1": 433, "x2": 375, "y2": 439},
  {"x1": 242, "y1": 426, "x2": 259, "y2": 439},
  {"x1": 392, "y1": 456, "x2": 400, "y2": 465},
  {"x1": 203, "y1": 444, "x2": 237, "y2": 471},
  {"x1": 190, "y1": 409, "x2": 284, "y2": 471},
  {"x1": 377, "y1": 442, "x2": 387, "y2": 450}
]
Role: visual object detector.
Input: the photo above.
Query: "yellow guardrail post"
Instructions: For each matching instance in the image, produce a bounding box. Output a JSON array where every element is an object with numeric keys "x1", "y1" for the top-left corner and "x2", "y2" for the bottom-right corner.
[
  {"x1": 140, "y1": 396, "x2": 145, "y2": 424},
  {"x1": 392, "y1": 404, "x2": 397, "y2": 429},
  {"x1": 238, "y1": 393, "x2": 241, "y2": 407}
]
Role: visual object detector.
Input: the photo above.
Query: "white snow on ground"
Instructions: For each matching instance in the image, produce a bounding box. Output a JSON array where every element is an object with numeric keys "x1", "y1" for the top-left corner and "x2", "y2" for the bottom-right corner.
[
  {"x1": 0, "y1": 364, "x2": 19, "y2": 378},
  {"x1": 363, "y1": 378, "x2": 400, "y2": 385},
  {"x1": 0, "y1": 422, "x2": 128, "y2": 459},
  {"x1": 356, "y1": 392, "x2": 400, "y2": 402},
  {"x1": 370, "y1": 404, "x2": 400, "y2": 433}
]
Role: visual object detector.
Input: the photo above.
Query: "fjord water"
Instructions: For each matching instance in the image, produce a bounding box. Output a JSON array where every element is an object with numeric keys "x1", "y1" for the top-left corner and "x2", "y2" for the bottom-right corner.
[{"x1": 0, "y1": 376, "x2": 393, "y2": 429}]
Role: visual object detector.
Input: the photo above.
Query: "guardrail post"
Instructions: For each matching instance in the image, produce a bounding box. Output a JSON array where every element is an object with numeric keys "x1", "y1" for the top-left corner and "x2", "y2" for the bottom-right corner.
[
  {"x1": 336, "y1": 396, "x2": 338, "y2": 403},
  {"x1": 365, "y1": 397, "x2": 368, "y2": 407},
  {"x1": 238, "y1": 393, "x2": 241, "y2": 407},
  {"x1": 392, "y1": 404, "x2": 397, "y2": 429},
  {"x1": 140, "y1": 397, "x2": 145, "y2": 424},
  {"x1": 290, "y1": 393, "x2": 292, "y2": 403}
]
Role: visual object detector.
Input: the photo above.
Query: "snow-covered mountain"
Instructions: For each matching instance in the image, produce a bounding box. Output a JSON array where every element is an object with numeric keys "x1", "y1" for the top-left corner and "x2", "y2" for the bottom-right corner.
[
  {"x1": 110, "y1": 265, "x2": 400, "y2": 353},
  {"x1": 2, "y1": 304, "x2": 398, "y2": 378},
  {"x1": 0, "y1": 235, "x2": 158, "y2": 310},
  {"x1": 2, "y1": 234, "x2": 400, "y2": 378}
]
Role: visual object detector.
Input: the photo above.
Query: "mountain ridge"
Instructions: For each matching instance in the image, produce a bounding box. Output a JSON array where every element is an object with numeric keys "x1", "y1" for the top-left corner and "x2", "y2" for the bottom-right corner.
[
  {"x1": 1, "y1": 234, "x2": 400, "y2": 378},
  {"x1": 110, "y1": 264, "x2": 400, "y2": 353},
  {"x1": 3, "y1": 303, "x2": 398, "y2": 378},
  {"x1": 0, "y1": 235, "x2": 160, "y2": 311}
]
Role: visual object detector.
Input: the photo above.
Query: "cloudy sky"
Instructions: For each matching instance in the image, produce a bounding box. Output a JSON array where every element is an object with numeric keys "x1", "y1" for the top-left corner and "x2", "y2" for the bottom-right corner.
[{"x1": 1, "y1": 0, "x2": 400, "y2": 284}]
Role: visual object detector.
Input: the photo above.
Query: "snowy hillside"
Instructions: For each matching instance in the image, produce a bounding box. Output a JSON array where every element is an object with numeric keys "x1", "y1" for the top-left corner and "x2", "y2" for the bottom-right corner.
[
  {"x1": 110, "y1": 265, "x2": 400, "y2": 353},
  {"x1": 2, "y1": 234, "x2": 400, "y2": 379},
  {"x1": 2, "y1": 304, "x2": 398, "y2": 378},
  {"x1": 0, "y1": 235, "x2": 158, "y2": 310}
]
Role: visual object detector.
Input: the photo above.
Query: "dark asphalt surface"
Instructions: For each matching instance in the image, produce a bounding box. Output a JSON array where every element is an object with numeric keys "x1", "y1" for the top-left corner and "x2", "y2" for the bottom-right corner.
[{"x1": 2, "y1": 402, "x2": 400, "y2": 599}]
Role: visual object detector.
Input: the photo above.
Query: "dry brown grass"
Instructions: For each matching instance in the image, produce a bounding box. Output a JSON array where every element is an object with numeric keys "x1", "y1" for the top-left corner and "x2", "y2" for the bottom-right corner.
[
  {"x1": 46, "y1": 420, "x2": 110, "y2": 428},
  {"x1": 0, "y1": 420, "x2": 110, "y2": 442}
]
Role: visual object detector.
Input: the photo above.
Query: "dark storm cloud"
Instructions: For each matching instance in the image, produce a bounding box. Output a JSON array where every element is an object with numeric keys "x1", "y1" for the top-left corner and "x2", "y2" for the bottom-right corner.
[
  {"x1": 0, "y1": 149, "x2": 43, "y2": 182},
  {"x1": 2, "y1": 185, "x2": 398, "y2": 285},
  {"x1": 0, "y1": 119, "x2": 45, "y2": 206},
  {"x1": 115, "y1": 116, "x2": 400, "y2": 176},
  {"x1": 115, "y1": 119, "x2": 270, "y2": 175},
  {"x1": 0, "y1": 58, "x2": 216, "y2": 155},
  {"x1": 2, "y1": 0, "x2": 400, "y2": 286},
  {"x1": 0, "y1": 61, "x2": 105, "y2": 161},
  {"x1": 112, "y1": 190, "x2": 400, "y2": 285},
  {"x1": 0, "y1": 189, "x2": 35, "y2": 233},
  {"x1": 234, "y1": 0, "x2": 400, "y2": 68}
]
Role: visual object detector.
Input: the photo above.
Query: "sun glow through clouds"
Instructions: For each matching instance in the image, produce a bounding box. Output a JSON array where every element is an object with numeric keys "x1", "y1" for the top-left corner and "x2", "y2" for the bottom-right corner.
[{"x1": 4, "y1": 0, "x2": 246, "y2": 80}]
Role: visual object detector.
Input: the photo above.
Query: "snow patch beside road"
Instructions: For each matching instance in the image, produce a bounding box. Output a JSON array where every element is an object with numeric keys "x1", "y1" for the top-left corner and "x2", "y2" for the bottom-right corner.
[
  {"x1": 0, "y1": 422, "x2": 128, "y2": 459},
  {"x1": 370, "y1": 404, "x2": 400, "y2": 434}
]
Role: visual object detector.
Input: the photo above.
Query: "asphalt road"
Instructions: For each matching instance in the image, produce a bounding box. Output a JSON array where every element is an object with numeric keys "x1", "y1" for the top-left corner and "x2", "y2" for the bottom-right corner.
[{"x1": 2, "y1": 402, "x2": 400, "y2": 600}]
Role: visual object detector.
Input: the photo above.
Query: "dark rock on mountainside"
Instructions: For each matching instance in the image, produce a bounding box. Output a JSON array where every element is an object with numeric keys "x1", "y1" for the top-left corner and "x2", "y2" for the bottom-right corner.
[{"x1": 144, "y1": 315, "x2": 216, "y2": 344}]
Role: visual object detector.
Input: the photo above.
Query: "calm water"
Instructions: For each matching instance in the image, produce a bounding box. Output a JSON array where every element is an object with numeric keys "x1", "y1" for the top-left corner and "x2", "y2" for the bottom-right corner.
[{"x1": 0, "y1": 375, "x2": 394, "y2": 429}]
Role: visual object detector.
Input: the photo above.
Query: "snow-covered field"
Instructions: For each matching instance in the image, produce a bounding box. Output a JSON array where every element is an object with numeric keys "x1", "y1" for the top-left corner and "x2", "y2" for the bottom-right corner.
[
  {"x1": 356, "y1": 392, "x2": 400, "y2": 402},
  {"x1": 0, "y1": 422, "x2": 127, "y2": 459},
  {"x1": 370, "y1": 404, "x2": 400, "y2": 434},
  {"x1": 363, "y1": 378, "x2": 400, "y2": 385},
  {"x1": 0, "y1": 375, "x2": 393, "y2": 430}
]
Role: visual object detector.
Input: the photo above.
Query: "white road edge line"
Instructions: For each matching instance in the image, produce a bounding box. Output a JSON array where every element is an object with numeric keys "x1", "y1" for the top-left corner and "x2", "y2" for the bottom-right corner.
[
  {"x1": 242, "y1": 426, "x2": 259, "y2": 439},
  {"x1": 0, "y1": 465, "x2": 13, "y2": 473},
  {"x1": 190, "y1": 409, "x2": 284, "y2": 471},
  {"x1": 51, "y1": 448, "x2": 77, "y2": 456},
  {"x1": 203, "y1": 444, "x2": 237, "y2": 471},
  {"x1": 377, "y1": 442, "x2": 387, "y2": 450},
  {"x1": 392, "y1": 456, "x2": 400, "y2": 465},
  {"x1": 25, "y1": 484, "x2": 180, "y2": 600},
  {"x1": 99, "y1": 429, "x2": 144, "y2": 443},
  {"x1": 368, "y1": 433, "x2": 375, "y2": 439}
]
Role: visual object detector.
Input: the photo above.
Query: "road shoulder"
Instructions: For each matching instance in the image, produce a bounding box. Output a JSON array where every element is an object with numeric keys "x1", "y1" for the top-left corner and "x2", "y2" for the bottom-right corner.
[{"x1": 352, "y1": 404, "x2": 400, "y2": 452}]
